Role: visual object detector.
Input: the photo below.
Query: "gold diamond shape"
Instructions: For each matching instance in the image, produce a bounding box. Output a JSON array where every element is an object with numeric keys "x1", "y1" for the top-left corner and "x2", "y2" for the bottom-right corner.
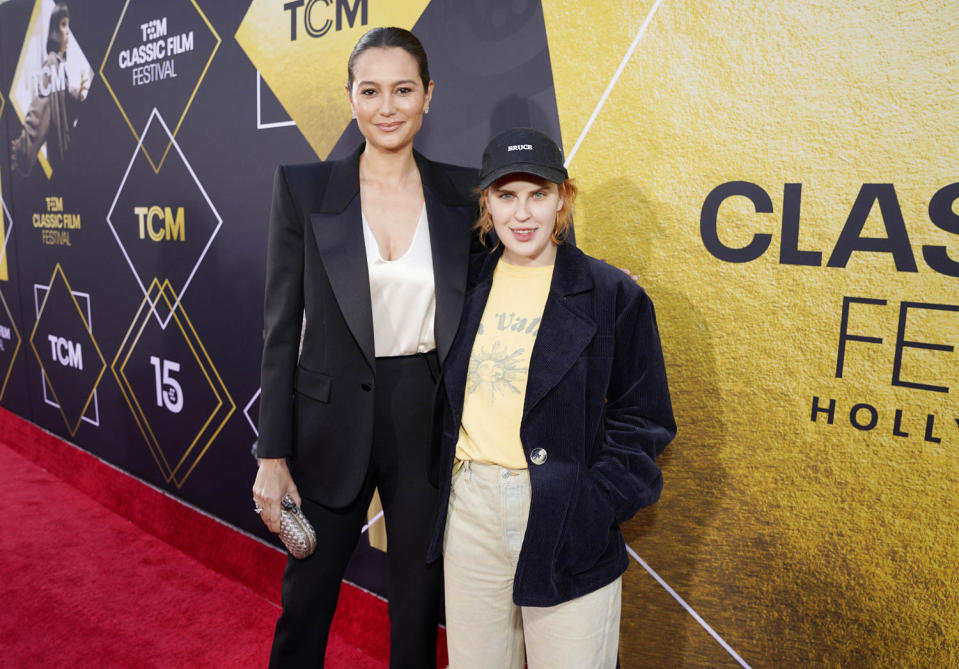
[
  {"x1": 0, "y1": 289, "x2": 22, "y2": 401},
  {"x1": 28, "y1": 264, "x2": 107, "y2": 436},
  {"x1": 112, "y1": 278, "x2": 235, "y2": 487},
  {"x1": 235, "y1": 0, "x2": 429, "y2": 160},
  {"x1": 99, "y1": 0, "x2": 221, "y2": 174}
]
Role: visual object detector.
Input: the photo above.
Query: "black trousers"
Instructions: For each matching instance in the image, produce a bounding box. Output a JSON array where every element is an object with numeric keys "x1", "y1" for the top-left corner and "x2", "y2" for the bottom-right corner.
[{"x1": 270, "y1": 353, "x2": 442, "y2": 668}]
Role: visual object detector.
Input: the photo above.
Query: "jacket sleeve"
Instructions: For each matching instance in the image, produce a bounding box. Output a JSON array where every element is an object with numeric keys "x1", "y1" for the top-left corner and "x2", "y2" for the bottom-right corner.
[
  {"x1": 256, "y1": 166, "x2": 305, "y2": 459},
  {"x1": 586, "y1": 286, "x2": 676, "y2": 525},
  {"x1": 11, "y1": 91, "x2": 52, "y2": 176}
]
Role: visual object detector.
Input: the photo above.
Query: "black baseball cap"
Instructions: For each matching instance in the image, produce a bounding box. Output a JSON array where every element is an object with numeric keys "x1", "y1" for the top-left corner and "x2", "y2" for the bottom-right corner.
[{"x1": 478, "y1": 127, "x2": 568, "y2": 190}]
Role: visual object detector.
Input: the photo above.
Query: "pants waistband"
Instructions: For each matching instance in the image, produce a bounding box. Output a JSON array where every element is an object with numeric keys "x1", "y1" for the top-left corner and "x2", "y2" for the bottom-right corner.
[
  {"x1": 455, "y1": 459, "x2": 529, "y2": 481},
  {"x1": 375, "y1": 350, "x2": 439, "y2": 382}
]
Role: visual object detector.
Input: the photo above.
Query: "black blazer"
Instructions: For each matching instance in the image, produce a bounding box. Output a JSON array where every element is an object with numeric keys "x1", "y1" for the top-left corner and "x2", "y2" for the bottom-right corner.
[
  {"x1": 257, "y1": 144, "x2": 478, "y2": 507},
  {"x1": 427, "y1": 243, "x2": 676, "y2": 606}
]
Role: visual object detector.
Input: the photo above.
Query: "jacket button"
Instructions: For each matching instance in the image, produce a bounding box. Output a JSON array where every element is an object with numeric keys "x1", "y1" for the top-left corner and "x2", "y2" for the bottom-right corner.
[
  {"x1": 529, "y1": 448, "x2": 547, "y2": 465},
  {"x1": 361, "y1": 383, "x2": 372, "y2": 392}
]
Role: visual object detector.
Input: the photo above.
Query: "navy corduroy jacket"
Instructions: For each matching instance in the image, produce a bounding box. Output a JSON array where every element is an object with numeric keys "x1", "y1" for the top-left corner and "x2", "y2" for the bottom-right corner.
[{"x1": 427, "y1": 242, "x2": 676, "y2": 606}]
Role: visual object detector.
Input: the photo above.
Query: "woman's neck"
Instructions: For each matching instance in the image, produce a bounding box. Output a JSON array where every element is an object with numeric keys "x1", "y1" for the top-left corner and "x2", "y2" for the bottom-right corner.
[{"x1": 359, "y1": 143, "x2": 419, "y2": 190}]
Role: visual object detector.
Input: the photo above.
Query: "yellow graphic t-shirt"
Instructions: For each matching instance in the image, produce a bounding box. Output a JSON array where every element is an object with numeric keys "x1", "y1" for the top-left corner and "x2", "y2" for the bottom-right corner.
[{"x1": 454, "y1": 260, "x2": 554, "y2": 469}]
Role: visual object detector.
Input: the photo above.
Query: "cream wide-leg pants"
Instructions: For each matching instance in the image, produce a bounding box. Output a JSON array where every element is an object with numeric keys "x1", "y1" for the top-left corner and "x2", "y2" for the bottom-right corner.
[{"x1": 443, "y1": 460, "x2": 621, "y2": 669}]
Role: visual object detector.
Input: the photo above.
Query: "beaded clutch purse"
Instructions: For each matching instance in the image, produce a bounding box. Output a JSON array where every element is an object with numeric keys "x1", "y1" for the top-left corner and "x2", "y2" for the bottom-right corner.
[{"x1": 277, "y1": 496, "x2": 317, "y2": 559}]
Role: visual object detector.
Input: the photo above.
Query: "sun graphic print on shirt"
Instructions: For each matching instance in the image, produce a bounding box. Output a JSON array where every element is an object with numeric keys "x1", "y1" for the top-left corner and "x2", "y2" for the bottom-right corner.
[
  {"x1": 454, "y1": 263, "x2": 552, "y2": 469},
  {"x1": 466, "y1": 340, "x2": 529, "y2": 401}
]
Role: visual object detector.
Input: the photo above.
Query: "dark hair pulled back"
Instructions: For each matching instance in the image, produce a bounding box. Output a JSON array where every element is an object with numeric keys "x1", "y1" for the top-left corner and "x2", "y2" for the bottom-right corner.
[{"x1": 347, "y1": 27, "x2": 430, "y2": 90}]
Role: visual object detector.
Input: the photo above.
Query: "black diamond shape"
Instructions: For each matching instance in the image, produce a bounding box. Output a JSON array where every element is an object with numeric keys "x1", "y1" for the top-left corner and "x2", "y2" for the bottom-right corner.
[
  {"x1": 107, "y1": 109, "x2": 222, "y2": 328},
  {"x1": 0, "y1": 288, "x2": 23, "y2": 400},
  {"x1": 99, "y1": 0, "x2": 220, "y2": 172},
  {"x1": 29, "y1": 264, "x2": 106, "y2": 436},
  {"x1": 112, "y1": 279, "x2": 234, "y2": 487}
]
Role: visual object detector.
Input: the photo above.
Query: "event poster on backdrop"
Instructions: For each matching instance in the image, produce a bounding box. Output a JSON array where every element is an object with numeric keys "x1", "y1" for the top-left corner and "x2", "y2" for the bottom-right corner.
[
  {"x1": 1, "y1": 0, "x2": 956, "y2": 666},
  {"x1": 9, "y1": 0, "x2": 94, "y2": 180}
]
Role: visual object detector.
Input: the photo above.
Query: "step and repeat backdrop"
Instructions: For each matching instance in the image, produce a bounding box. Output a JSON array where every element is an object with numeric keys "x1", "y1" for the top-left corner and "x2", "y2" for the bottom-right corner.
[{"x1": 0, "y1": 0, "x2": 955, "y2": 666}]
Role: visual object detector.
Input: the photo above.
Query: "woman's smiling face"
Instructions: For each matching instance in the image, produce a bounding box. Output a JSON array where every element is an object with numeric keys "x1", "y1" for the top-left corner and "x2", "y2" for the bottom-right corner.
[
  {"x1": 347, "y1": 47, "x2": 433, "y2": 154},
  {"x1": 486, "y1": 174, "x2": 564, "y2": 267}
]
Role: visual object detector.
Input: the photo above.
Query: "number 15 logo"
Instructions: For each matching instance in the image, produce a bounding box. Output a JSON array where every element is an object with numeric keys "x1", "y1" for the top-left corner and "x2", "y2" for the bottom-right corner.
[{"x1": 149, "y1": 356, "x2": 184, "y2": 413}]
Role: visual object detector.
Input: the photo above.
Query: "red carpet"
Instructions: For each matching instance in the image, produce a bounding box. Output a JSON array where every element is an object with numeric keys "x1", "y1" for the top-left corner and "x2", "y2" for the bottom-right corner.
[
  {"x1": 0, "y1": 439, "x2": 280, "y2": 666},
  {"x1": 0, "y1": 409, "x2": 447, "y2": 667}
]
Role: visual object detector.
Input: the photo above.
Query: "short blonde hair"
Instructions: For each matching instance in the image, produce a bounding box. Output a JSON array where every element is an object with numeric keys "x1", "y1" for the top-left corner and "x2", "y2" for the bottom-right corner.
[{"x1": 474, "y1": 177, "x2": 578, "y2": 247}]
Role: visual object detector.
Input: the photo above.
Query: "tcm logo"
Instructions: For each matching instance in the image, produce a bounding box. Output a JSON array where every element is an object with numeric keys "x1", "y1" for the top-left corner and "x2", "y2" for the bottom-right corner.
[
  {"x1": 0, "y1": 325, "x2": 11, "y2": 352},
  {"x1": 31, "y1": 62, "x2": 68, "y2": 97},
  {"x1": 47, "y1": 335, "x2": 83, "y2": 370},
  {"x1": 135, "y1": 206, "x2": 185, "y2": 242},
  {"x1": 141, "y1": 18, "x2": 167, "y2": 41},
  {"x1": 283, "y1": 0, "x2": 368, "y2": 40}
]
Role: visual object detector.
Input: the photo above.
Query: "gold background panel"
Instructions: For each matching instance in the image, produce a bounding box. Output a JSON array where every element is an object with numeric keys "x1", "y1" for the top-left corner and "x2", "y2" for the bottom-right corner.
[
  {"x1": 541, "y1": 0, "x2": 661, "y2": 155},
  {"x1": 546, "y1": 0, "x2": 958, "y2": 666},
  {"x1": 236, "y1": 0, "x2": 430, "y2": 160}
]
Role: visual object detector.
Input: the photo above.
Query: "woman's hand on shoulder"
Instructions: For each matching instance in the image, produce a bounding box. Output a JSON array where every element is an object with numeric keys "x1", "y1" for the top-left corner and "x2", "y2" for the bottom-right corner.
[
  {"x1": 617, "y1": 265, "x2": 639, "y2": 282},
  {"x1": 597, "y1": 255, "x2": 640, "y2": 282},
  {"x1": 252, "y1": 458, "x2": 301, "y2": 534}
]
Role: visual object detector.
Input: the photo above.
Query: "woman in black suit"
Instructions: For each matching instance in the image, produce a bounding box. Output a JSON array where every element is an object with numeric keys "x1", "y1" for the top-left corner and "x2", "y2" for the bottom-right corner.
[{"x1": 252, "y1": 28, "x2": 476, "y2": 668}]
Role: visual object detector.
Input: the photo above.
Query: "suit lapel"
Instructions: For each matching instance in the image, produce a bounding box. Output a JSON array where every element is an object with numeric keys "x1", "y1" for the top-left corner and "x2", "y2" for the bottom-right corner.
[
  {"x1": 523, "y1": 244, "x2": 596, "y2": 416},
  {"x1": 309, "y1": 146, "x2": 375, "y2": 370},
  {"x1": 307, "y1": 146, "x2": 474, "y2": 372}
]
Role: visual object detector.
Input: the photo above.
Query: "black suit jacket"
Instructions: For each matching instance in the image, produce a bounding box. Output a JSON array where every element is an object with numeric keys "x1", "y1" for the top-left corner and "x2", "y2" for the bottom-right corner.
[{"x1": 257, "y1": 144, "x2": 478, "y2": 507}]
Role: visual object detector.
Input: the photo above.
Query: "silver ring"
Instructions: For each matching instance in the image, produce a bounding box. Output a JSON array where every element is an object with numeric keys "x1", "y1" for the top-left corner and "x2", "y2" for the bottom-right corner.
[{"x1": 253, "y1": 499, "x2": 263, "y2": 514}]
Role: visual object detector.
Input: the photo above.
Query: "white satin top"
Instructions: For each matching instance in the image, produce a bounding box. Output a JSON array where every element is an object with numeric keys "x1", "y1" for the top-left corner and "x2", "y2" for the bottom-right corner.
[{"x1": 362, "y1": 206, "x2": 436, "y2": 357}]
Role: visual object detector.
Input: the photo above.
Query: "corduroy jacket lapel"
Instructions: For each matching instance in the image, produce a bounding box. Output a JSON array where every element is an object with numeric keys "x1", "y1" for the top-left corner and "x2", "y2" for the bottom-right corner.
[
  {"x1": 442, "y1": 247, "x2": 500, "y2": 427},
  {"x1": 523, "y1": 244, "x2": 596, "y2": 416},
  {"x1": 444, "y1": 243, "x2": 597, "y2": 426}
]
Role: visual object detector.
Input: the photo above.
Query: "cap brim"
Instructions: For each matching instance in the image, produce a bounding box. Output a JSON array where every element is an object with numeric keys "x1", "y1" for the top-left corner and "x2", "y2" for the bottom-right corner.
[{"x1": 478, "y1": 162, "x2": 568, "y2": 190}]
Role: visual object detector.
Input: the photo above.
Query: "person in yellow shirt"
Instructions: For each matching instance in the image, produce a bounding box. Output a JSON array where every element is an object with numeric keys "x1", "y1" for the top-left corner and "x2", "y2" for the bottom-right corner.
[{"x1": 426, "y1": 127, "x2": 676, "y2": 668}]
